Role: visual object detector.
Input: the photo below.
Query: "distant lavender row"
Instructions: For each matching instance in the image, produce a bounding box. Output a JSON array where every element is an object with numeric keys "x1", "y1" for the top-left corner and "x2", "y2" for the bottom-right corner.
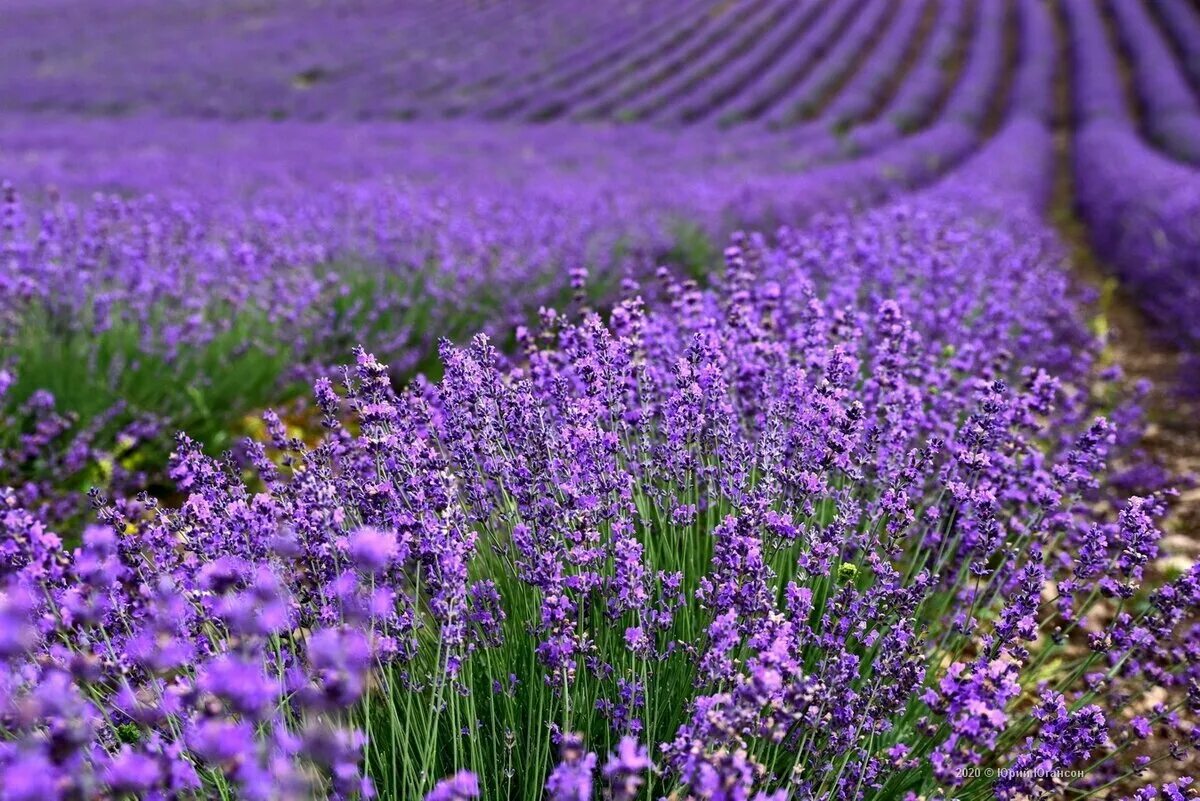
[
  {"x1": 1107, "y1": 0, "x2": 1200, "y2": 164},
  {"x1": 567, "y1": 0, "x2": 754, "y2": 122},
  {"x1": 939, "y1": 0, "x2": 1007, "y2": 129},
  {"x1": 1065, "y1": 0, "x2": 1132, "y2": 124},
  {"x1": 1074, "y1": 122, "x2": 1200, "y2": 348},
  {"x1": 1009, "y1": 0, "x2": 1056, "y2": 123},
  {"x1": 0, "y1": 0, "x2": 687, "y2": 122},
  {"x1": 818, "y1": 0, "x2": 931, "y2": 130},
  {"x1": 8, "y1": 0, "x2": 1200, "y2": 148},
  {"x1": 1065, "y1": 0, "x2": 1200, "y2": 351},
  {"x1": 749, "y1": 0, "x2": 929, "y2": 157},
  {"x1": 620, "y1": 0, "x2": 799, "y2": 123},
  {"x1": 10, "y1": 0, "x2": 977, "y2": 127},
  {"x1": 759, "y1": 0, "x2": 895, "y2": 128},
  {"x1": 707, "y1": 0, "x2": 862, "y2": 125},
  {"x1": 771, "y1": 0, "x2": 1007, "y2": 181},
  {"x1": 1151, "y1": 0, "x2": 1200, "y2": 90},
  {"x1": 782, "y1": 0, "x2": 969, "y2": 169},
  {"x1": 667, "y1": 0, "x2": 829, "y2": 125},
  {"x1": 486, "y1": 0, "x2": 718, "y2": 120}
]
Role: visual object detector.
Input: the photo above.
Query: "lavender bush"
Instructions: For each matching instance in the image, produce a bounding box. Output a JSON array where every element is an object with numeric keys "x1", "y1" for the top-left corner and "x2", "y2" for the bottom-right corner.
[{"x1": 2, "y1": 200, "x2": 1194, "y2": 799}]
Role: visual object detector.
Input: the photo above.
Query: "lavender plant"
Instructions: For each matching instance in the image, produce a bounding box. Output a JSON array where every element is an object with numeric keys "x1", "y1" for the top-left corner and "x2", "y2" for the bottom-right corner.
[{"x1": 2, "y1": 205, "x2": 1194, "y2": 799}]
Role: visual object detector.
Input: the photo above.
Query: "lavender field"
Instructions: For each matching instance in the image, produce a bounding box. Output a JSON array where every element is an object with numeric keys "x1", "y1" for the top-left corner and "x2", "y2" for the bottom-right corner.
[{"x1": 2, "y1": 1, "x2": 1200, "y2": 798}]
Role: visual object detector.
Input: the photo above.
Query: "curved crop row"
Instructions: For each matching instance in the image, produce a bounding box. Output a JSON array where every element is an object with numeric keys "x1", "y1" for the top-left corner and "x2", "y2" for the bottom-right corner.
[
  {"x1": 527, "y1": 0, "x2": 725, "y2": 122},
  {"x1": 1074, "y1": 122, "x2": 1200, "y2": 350},
  {"x1": 786, "y1": 0, "x2": 971, "y2": 169},
  {"x1": 819, "y1": 0, "x2": 933, "y2": 131},
  {"x1": 759, "y1": 0, "x2": 896, "y2": 128},
  {"x1": 1150, "y1": 0, "x2": 1200, "y2": 90},
  {"x1": 1106, "y1": 0, "x2": 1200, "y2": 164},
  {"x1": 1065, "y1": 0, "x2": 1200, "y2": 353},
  {"x1": 618, "y1": 0, "x2": 799, "y2": 123},
  {"x1": 1009, "y1": 0, "x2": 1056, "y2": 123},
  {"x1": 745, "y1": 0, "x2": 931, "y2": 159},
  {"x1": 452, "y1": 1, "x2": 697, "y2": 118},
  {"x1": 484, "y1": 0, "x2": 717, "y2": 120},
  {"x1": 939, "y1": 0, "x2": 1008, "y2": 129},
  {"x1": 1065, "y1": 0, "x2": 1133, "y2": 124},
  {"x1": 668, "y1": 0, "x2": 831, "y2": 125},
  {"x1": 14, "y1": 0, "x2": 1196, "y2": 141},
  {"x1": 708, "y1": 0, "x2": 864, "y2": 125},
  {"x1": 928, "y1": 114, "x2": 1055, "y2": 215},
  {"x1": 569, "y1": 1, "x2": 760, "y2": 121}
]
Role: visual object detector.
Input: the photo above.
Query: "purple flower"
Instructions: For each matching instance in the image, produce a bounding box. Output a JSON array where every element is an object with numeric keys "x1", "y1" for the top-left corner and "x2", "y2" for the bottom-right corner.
[
  {"x1": 546, "y1": 733, "x2": 596, "y2": 801},
  {"x1": 104, "y1": 748, "x2": 161, "y2": 794},
  {"x1": 425, "y1": 771, "x2": 480, "y2": 801},
  {"x1": 303, "y1": 627, "x2": 373, "y2": 710},
  {"x1": 197, "y1": 656, "x2": 279, "y2": 719},
  {"x1": 186, "y1": 719, "x2": 257, "y2": 765},
  {"x1": 0, "y1": 752, "x2": 61, "y2": 801},
  {"x1": 602, "y1": 737, "x2": 652, "y2": 801},
  {"x1": 346, "y1": 526, "x2": 399, "y2": 574}
]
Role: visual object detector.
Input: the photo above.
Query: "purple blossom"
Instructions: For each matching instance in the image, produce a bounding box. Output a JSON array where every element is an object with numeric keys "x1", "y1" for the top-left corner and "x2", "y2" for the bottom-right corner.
[
  {"x1": 346, "y1": 526, "x2": 399, "y2": 574},
  {"x1": 425, "y1": 771, "x2": 480, "y2": 801},
  {"x1": 546, "y1": 734, "x2": 597, "y2": 801},
  {"x1": 103, "y1": 748, "x2": 162, "y2": 794},
  {"x1": 602, "y1": 737, "x2": 652, "y2": 801}
]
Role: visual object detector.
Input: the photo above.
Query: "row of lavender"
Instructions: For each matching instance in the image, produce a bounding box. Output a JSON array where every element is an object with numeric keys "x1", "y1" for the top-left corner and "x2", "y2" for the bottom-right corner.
[
  {"x1": 0, "y1": 0, "x2": 1005, "y2": 129},
  {"x1": 1065, "y1": 0, "x2": 1200, "y2": 358},
  {"x1": 5, "y1": 0, "x2": 1197, "y2": 554},
  {"x1": 0, "y1": 0, "x2": 673, "y2": 121},
  {"x1": 0, "y1": 0, "x2": 921, "y2": 124},
  {"x1": 5, "y1": 0, "x2": 1199, "y2": 139},
  {"x1": 3, "y1": 118, "x2": 1197, "y2": 796},
  {"x1": 12, "y1": 0, "x2": 1199, "y2": 369}
]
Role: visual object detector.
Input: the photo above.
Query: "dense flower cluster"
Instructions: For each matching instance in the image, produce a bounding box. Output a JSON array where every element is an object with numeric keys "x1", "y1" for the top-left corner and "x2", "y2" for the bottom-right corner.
[{"x1": 2, "y1": 197, "x2": 1194, "y2": 798}]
